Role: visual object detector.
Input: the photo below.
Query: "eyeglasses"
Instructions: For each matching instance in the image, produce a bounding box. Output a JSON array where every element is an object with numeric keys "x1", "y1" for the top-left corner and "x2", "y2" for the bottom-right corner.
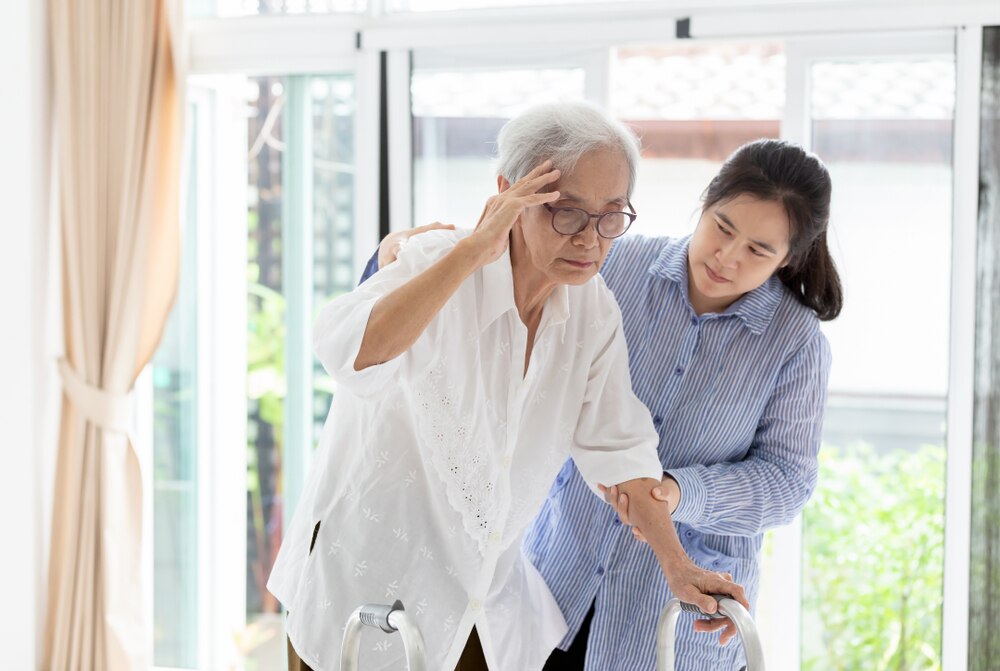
[{"x1": 543, "y1": 202, "x2": 637, "y2": 239}]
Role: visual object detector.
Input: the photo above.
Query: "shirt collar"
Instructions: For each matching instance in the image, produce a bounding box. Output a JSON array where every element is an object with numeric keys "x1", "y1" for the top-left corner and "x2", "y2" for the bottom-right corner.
[
  {"x1": 647, "y1": 235, "x2": 783, "y2": 336},
  {"x1": 479, "y1": 248, "x2": 571, "y2": 341}
]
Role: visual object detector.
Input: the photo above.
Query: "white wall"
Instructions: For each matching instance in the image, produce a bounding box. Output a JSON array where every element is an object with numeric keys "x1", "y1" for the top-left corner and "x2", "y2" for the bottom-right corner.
[{"x1": 0, "y1": 0, "x2": 50, "y2": 668}]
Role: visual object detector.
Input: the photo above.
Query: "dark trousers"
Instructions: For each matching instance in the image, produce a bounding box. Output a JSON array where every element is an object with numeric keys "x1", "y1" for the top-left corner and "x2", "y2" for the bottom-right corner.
[{"x1": 287, "y1": 626, "x2": 488, "y2": 671}]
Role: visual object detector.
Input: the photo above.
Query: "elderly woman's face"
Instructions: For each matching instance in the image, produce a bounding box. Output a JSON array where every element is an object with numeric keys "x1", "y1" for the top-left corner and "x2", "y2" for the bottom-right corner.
[{"x1": 513, "y1": 149, "x2": 630, "y2": 286}]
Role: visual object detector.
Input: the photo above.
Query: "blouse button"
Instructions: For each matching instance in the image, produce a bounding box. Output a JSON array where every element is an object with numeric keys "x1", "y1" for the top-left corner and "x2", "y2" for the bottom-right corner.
[
  {"x1": 470, "y1": 598, "x2": 483, "y2": 611},
  {"x1": 489, "y1": 531, "x2": 502, "y2": 544},
  {"x1": 502, "y1": 456, "x2": 512, "y2": 467}
]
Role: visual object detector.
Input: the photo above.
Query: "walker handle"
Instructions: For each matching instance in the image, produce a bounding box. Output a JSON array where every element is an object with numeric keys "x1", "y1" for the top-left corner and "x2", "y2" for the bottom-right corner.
[{"x1": 357, "y1": 599, "x2": 405, "y2": 634}]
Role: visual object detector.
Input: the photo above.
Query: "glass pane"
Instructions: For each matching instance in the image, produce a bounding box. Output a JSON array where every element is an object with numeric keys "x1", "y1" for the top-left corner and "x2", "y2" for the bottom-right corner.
[
  {"x1": 612, "y1": 43, "x2": 785, "y2": 238},
  {"x1": 412, "y1": 61, "x2": 585, "y2": 228},
  {"x1": 310, "y1": 75, "x2": 357, "y2": 442},
  {"x1": 801, "y1": 57, "x2": 955, "y2": 671},
  {"x1": 152, "y1": 101, "x2": 200, "y2": 668},
  {"x1": 189, "y1": 0, "x2": 366, "y2": 18},
  {"x1": 245, "y1": 72, "x2": 356, "y2": 668}
]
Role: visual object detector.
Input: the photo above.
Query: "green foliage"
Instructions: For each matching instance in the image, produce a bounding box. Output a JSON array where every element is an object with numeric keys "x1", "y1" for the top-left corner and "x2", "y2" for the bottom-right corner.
[{"x1": 802, "y1": 443, "x2": 946, "y2": 671}]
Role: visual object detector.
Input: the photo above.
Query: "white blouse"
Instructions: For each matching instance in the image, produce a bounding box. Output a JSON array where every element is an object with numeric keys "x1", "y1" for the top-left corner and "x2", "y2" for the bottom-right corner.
[{"x1": 268, "y1": 229, "x2": 663, "y2": 670}]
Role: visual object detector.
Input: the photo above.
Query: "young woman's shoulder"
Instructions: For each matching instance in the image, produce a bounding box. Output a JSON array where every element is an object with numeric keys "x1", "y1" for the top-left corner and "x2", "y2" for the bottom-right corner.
[{"x1": 770, "y1": 284, "x2": 829, "y2": 353}]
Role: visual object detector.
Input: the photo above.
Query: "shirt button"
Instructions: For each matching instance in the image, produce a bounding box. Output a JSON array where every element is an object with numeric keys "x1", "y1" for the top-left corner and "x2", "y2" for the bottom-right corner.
[
  {"x1": 556, "y1": 476, "x2": 565, "y2": 486},
  {"x1": 470, "y1": 598, "x2": 483, "y2": 611},
  {"x1": 596, "y1": 566, "x2": 605, "y2": 576},
  {"x1": 690, "y1": 316, "x2": 698, "y2": 326},
  {"x1": 502, "y1": 456, "x2": 512, "y2": 467},
  {"x1": 685, "y1": 530, "x2": 695, "y2": 539},
  {"x1": 613, "y1": 517, "x2": 622, "y2": 526},
  {"x1": 675, "y1": 367, "x2": 684, "y2": 376},
  {"x1": 653, "y1": 415, "x2": 663, "y2": 426}
]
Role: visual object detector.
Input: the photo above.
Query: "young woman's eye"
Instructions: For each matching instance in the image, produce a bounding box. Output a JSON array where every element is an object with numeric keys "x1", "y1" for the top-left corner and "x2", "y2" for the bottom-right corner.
[
  {"x1": 749, "y1": 246, "x2": 765, "y2": 258},
  {"x1": 716, "y1": 222, "x2": 731, "y2": 236}
]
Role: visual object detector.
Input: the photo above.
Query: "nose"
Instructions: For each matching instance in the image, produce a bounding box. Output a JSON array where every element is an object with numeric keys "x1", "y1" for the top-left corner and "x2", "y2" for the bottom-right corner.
[
  {"x1": 572, "y1": 220, "x2": 600, "y2": 249},
  {"x1": 716, "y1": 238, "x2": 739, "y2": 268}
]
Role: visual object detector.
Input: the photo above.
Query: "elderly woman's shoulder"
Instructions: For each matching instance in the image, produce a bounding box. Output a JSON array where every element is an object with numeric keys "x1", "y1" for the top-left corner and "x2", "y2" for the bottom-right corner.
[{"x1": 398, "y1": 227, "x2": 470, "y2": 262}]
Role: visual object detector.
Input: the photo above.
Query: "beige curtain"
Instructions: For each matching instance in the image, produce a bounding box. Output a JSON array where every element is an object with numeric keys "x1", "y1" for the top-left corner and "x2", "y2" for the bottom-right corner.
[{"x1": 44, "y1": 0, "x2": 183, "y2": 668}]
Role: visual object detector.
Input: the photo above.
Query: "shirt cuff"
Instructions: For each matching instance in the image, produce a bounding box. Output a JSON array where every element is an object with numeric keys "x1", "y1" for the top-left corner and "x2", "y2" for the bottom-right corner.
[{"x1": 665, "y1": 465, "x2": 710, "y2": 526}]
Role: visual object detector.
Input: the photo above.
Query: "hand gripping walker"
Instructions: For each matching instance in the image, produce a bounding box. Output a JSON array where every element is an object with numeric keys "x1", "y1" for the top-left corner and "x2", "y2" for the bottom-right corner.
[{"x1": 656, "y1": 594, "x2": 766, "y2": 670}]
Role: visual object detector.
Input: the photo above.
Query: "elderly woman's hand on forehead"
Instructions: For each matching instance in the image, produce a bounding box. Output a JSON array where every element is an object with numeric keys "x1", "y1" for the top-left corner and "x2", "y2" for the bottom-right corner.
[{"x1": 462, "y1": 160, "x2": 561, "y2": 266}]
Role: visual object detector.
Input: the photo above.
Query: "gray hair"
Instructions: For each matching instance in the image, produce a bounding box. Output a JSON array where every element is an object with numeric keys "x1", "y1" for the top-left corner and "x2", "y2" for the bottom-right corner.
[{"x1": 495, "y1": 102, "x2": 641, "y2": 198}]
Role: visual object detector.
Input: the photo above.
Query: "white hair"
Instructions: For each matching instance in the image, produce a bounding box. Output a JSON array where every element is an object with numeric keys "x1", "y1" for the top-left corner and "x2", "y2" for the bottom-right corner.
[{"x1": 495, "y1": 102, "x2": 641, "y2": 198}]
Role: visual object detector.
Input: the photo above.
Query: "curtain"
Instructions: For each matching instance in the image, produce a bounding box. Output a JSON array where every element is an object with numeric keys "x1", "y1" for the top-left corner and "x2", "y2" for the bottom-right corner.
[
  {"x1": 43, "y1": 0, "x2": 183, "y2": 667},
  {"x1": 970, "y1": 24, "x2": 1000, "y2": 671}
]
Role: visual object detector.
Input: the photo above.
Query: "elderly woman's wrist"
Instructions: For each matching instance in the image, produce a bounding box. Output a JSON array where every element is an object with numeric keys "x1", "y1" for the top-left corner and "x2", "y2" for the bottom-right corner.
[{"x1": 454, "y1": 235, "x2": 496, "y2": 268}]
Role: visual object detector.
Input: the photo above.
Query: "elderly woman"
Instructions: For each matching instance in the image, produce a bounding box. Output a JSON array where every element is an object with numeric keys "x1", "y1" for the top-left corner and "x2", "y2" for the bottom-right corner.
[{"x1": 267, "y1": 103, "x2": 746, "y2": 671}]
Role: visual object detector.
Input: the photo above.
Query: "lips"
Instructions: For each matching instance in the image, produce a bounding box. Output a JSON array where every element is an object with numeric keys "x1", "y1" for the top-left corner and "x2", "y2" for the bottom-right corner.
[
  {"x1": 705, "y1": 264, "x2": 730, "y2": 283},
  {"x1": 563, "y1": 259, "x2": 594, "y2": 268}
]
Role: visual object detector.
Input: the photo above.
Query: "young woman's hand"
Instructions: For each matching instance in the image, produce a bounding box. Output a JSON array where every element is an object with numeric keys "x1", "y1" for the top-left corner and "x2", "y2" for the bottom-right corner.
[
  {"x1": 460, "y1": 160, "x2": 561, "y2": 267},
  {"x1": 378, "y1": 222, "x2": 456, "y2": 269},
  {"x1": 598, "y1": 474, "x2": 679, "y2": 528}
]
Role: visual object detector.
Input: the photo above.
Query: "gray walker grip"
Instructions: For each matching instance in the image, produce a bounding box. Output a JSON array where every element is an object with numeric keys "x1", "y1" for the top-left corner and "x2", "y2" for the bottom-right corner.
[
  {"x1": 341, "y1": 600, "x2": 427, "y2": 671},
  {"x1": 656, "y1": 595, "x2": 766, "y2": 671}
]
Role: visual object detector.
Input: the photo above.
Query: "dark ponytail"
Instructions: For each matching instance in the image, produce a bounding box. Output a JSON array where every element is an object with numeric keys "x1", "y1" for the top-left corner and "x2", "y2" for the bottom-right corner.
[{"x1": 702, "y1": 139, "x2": 843, "y2": 321}]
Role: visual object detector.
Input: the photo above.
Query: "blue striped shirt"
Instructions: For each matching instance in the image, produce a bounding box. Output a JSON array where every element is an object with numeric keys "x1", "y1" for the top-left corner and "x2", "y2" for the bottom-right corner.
[{"x1": 522, "y1": 234, "x2": 831, "y2": 670}]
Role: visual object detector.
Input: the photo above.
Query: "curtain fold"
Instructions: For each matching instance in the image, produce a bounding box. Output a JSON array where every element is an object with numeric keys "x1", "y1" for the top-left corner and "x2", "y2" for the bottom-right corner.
[{"x1": 44, "y1": 0, "x2": 182, "y2": 668}]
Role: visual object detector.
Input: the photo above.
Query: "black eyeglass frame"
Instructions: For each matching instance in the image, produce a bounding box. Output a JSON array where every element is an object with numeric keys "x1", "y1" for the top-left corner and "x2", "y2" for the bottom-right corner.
[{"x1": 542, "y1": 202, "x2": 638, "y2": 239}]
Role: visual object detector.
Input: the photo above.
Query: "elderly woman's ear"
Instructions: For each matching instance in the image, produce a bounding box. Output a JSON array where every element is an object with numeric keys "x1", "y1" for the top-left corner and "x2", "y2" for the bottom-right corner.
[{"x1": 497, "y1": 175, "x2": 512, "y2": 192}]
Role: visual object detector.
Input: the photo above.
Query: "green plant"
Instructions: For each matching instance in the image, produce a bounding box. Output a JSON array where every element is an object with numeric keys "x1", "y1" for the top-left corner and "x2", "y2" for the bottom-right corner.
[{"x1": 802, "y1": 443, "x2": 945, "y2": 671}]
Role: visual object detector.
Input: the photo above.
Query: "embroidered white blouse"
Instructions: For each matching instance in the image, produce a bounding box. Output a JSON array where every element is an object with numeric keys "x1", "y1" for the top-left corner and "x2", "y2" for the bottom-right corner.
[{"x1": 267, "y1": 229, "x2": 663, "y2": 670}]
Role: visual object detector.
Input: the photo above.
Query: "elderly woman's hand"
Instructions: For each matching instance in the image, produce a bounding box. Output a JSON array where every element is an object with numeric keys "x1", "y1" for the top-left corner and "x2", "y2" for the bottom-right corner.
[
  {"x1": 461, "y1": 160, "x2": 561, "y2": 266},
  {"x1": 667, "y1": 560, "x2": 750, "y2": 647}
]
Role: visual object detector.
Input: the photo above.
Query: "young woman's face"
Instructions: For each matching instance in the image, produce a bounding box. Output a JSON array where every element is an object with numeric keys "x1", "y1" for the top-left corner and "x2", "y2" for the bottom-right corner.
[{"x1": 687, "y1": 194, "x2": 792, "y2": 315}]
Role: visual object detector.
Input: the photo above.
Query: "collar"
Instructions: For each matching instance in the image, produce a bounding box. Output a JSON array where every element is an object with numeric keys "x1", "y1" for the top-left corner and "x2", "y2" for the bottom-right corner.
[
  {"x1": 647, "y1": 235, "x2": 782, "y2": 336},
  {"x1": 479, "y1": 248, "x2": 571, "y2": 341}
]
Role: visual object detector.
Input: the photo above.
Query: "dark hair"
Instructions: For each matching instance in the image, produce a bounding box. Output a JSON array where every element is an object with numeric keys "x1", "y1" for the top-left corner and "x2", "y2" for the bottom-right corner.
[{"x1": 702, "y1": 138, "x2": 843, "y2": 321}]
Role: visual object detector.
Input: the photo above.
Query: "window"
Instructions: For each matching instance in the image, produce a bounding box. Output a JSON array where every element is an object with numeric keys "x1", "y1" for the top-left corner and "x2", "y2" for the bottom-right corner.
[
  {"x1": 162, "y1": 10, "x2": 980, "y2": 669},
  {"x1": 152, "y1": 72, "x2": 359, "y2": 669},
  {"x1": 611, "y1": 43, "x2": 785, "y2": 237},
  {"x1": 800, "y1": 54, "x2": 955, "y2": 669},
  {"x1": 411, "y1": 52, "x2": 587, "y2": 228}
]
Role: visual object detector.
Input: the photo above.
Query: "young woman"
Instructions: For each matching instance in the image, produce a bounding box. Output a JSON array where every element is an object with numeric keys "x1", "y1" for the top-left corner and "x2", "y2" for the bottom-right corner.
[{"x1": 377, "y1": 138, "x2": 841, "y2": 670}]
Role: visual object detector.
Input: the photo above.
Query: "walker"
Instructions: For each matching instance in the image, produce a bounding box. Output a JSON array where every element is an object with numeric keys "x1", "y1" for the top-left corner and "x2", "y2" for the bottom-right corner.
[
  {"x1": 656, "y1": 594, "x2": 766, "y2": 670},
  {"x1": 340, "y1": 594, "x2": 765, "y2": 670},
  {"x1": 340, "y1": 600, "x2": 427, "y2": 671}
]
